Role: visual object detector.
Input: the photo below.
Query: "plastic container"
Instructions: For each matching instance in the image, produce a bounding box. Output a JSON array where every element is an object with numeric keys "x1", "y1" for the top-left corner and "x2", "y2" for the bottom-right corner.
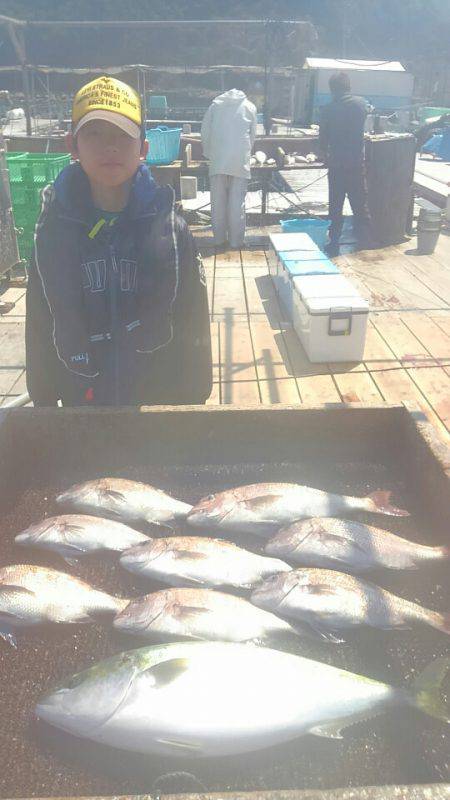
[
  {"x1": 276, "y1": 253, "x2": 339, "y2": 317},
  {"x1": 417, "y1": 207, "x2": 442, "y2": 255},
  {"x1": 280, "y1": 218, "x2": 329, "y2": 249},
  {"x1": 145, "y1": 126, "x2": 182, "y2": 165},
  {"x1": 292, "y1": 274, "x2": 369, "y2": 363}
]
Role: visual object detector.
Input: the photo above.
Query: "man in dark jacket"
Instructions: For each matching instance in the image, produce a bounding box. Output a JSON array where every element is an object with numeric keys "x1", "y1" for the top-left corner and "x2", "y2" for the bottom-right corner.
[
  {"x1": 26, "y1": 75, "x2": 212, "y2": 407},
  {"x1": 319, "y1": 71, "x2": 374, "y2": 256}
]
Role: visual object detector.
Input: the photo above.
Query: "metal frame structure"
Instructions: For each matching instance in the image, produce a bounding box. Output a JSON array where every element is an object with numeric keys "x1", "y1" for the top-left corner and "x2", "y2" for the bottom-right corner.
[{"x1": 0, "y1": 15, "x2": 316, "y2": 135}]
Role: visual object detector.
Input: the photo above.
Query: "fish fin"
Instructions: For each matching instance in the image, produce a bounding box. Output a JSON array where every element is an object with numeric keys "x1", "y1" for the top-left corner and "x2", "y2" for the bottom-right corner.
[
  {"x1": 100, "y1": 488, "x2": 127, "y2": 504},
  {"x1": 427, "y1": 612, "x2": 450, "y2": 637},
  {"x1": 155, "y1": 737, "x2": 202, "y2": 753},
  {"x1": 0, "y1": 584, "x2": 35, "y2": 602},
  {"x1": 310, "y1": 721, "x2": 345, "y2": 739},
  {"x1": 0, "y1": 628, "x2": 18, "y2": 648},
  {"x1": 316, "y1": 531, "x2": 370, "y2": 559},
  {"x1": 413, "y1": 656, "x2": 450, "y2": 722},
  {"x1": 170, "y1": 549, "x2": 209, "y2": 561},
  {"x1": 307, "y1": 623, "x2": 347, "y2": 644},
  {"x1": 62, "y1": 556, "x2": 80, "y2": 566},
  {"x1": 299, "y1": 583, "x2": 341, "y2": 596},
  {"x1": 172, "y1": 604, "x2": 211, "y2": 621},
  {"x1": 367, "y1": 491, "x2": 409, "y2": 517},
  {"x1": 244, "y1": 494, "x2": 286, "y2": 511},
  {"x1": 142, "y1": 657, "x2": 191, "y2": 689}
]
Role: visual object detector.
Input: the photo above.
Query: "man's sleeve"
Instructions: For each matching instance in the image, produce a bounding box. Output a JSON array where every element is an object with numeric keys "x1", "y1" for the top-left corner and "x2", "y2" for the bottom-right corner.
[
  {"x1": 171, "y1": 219, "x2": 213, "y2": 404},
  {"x1": 318, "y1": 105, "x2": 330, "y2": 162},
  {"x1": 250, "y1": 106, "x2": 258, "y2": 147},
  {"x1": 201, "y1": 105, "x2": 212, "y2": 159},
  {"x1": 25, "y1": 250, "x2": 60, "y2": 406}
]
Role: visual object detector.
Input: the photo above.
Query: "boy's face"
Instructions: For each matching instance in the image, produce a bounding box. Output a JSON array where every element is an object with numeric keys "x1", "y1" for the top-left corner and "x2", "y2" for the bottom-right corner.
[{"x1": 68, "y1": 120, "x2": 148, "y2": 187}]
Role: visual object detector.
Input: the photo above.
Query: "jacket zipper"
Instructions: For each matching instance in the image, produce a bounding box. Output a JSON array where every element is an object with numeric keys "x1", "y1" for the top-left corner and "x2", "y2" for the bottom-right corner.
[{"x1": 109, "y1": 243, "x2": 120, "y2": 405}]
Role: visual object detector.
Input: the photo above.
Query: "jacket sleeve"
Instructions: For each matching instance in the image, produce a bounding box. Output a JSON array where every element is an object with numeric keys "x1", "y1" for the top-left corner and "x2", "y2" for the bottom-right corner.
[
  {"x1": 25, "y1": 249, "x2": 60, "y2": 406},
  {"x1": 170, "y1": 220, "x2": 213, "y2": 404},
  {"x1": 201, "y1": 105, "x2": 212, "y2": 159}
]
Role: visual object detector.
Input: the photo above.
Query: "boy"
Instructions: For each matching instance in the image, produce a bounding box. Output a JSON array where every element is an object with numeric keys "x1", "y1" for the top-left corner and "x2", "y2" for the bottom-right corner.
[{"x1": 26, "y1": 75, "x2": 212, "y2": 406}]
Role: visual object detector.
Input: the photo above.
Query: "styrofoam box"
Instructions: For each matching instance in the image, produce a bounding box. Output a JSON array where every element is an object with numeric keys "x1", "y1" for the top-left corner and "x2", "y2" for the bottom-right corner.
[
  {"x1": 292, "y1": 274, "x2": 369, "y2": 363},
  {"x1": 276, "y1": 253, "x2": 339, "y2": 318},
  {"x1": 268, "y1": 232, "x2": 320, "y2": 277}
]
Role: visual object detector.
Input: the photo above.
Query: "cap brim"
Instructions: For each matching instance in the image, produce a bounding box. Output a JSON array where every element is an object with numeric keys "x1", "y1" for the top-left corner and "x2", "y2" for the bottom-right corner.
[{"x1": 73, "y1": 110, "x2": 141, "y2": 139}]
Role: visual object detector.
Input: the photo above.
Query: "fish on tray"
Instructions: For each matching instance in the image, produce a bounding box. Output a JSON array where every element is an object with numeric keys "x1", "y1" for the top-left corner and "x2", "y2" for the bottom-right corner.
[
  {"x1": 56, "y1": 478, "x2": 192, "y2": 527},
  {"x1": 187, "y1": 483, "x2": 408, "y2": 536},
  {"x1": 251, "y1": 568, "x2": 450, "y2": 642},
  {"x1": 265, "y1": 518, "x2": 449, "y2": 573},
  {"x1": 15, "y1": 515, "x2": 150, "y2": 564},
  {"x1": 120, "y1": 535, "x2": 291, "y2": 589},
  {"x1": 113, "y1": 587, "x2": 303, "y2": 643},
  {"x1": 35, "y1": 641, "x2": 449, "y2": 757},
  {"x1": 0, "y1": 564, "x2": 129, "y2": 647}
]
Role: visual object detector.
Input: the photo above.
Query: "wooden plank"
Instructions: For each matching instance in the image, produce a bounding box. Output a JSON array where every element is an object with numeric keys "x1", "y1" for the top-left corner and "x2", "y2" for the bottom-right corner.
[
  {"x1": 281, "y1": 326, "x2": 330, "y2": 377},
  {"x1": 259, "y1": 378, "x2": 301, "y2": 404},
  {"x1": 206, "y1": 382, "x2": 221, "y2": 405},
  {"x1": 241, "y1": 249, "x2": 269, "y2": 268},
  {"x1": 219, "y1": 318, "x2": 257, "y2": 383},
  {"x1": 371, "y1": 311, "x2": 433, "y2": 364},
  {"x1": 362, "y1": 320, "x2": 398, "y2": 371},
  {"x1": 214, "y1": 266, "x2": 243, "y2": 278},
  {"x1": 221, "y1": 379, "x2": 260, "y2": 405},
  {"x1": 0, "y1": 322, "x2": 25, "y2": 367},
  {"x1": 0, "y1": 367, "x2": 24, "y2": 394},
  {"x1": 426, "y1": 309, "x2": 450, "y2": 337},
  {"x1": 210, "y1": 321, "x2": 220, "y2": 384},
  {"x1": 342, "y1": 247, "x2": 446, "y2": 309},
  {"x1": 297, "y1": 374, "x2": 341, "y2": 403},
  {"x1": 393, "y1": 244, "x2": 450, "y2": 306},
  {"x1": 333, "y1": 371, "x2": 384, "y2": 404},
  {"x1": 215, "y1": 249, "x2": 241, "y2": 267},
  {"x1": 212, "y1": 277, "x2": 247, "y2": 317},
  {"x1": 244, "y1": 273, "x2": 284, "y2": 323},
  {"x1": 371, "y1": 366, "x2": 449, "y2": 441},
  {"x1": 406, "y1": 365, "x2": 450, "y2": 431},
  {"x1": 249, "y1": 317, "x2": 293, "y2": 380},
  {"x1": 401, "y1": 312, "x2": 450, "y2": 362}
]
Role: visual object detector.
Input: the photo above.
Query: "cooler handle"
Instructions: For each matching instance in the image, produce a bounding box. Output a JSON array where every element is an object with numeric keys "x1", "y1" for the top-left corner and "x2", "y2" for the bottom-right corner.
[{"x1": 328, "y1": 308, "x2": 352, "y2": 336}]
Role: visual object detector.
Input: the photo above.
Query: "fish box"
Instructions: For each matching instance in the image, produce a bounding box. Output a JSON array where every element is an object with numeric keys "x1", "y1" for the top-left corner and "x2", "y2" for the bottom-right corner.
[
  {"x1": 268, "y1": 231, "x2": 321, "y2": 278},
  {"x1": 275, "y1": 252, "x2": 339, "y2": 317},
  {"x1": 0, "y1": 405, "x2": 448, "y2": 800},
  {"x1": 292, "y1": 274, "x2": 369, "y2": 362}
]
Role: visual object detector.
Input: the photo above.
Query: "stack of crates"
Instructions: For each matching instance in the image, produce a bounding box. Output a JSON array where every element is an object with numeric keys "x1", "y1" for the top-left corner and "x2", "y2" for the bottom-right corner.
[{"x1": 6, "y1": 152, "x2": 70, "y2": 263}]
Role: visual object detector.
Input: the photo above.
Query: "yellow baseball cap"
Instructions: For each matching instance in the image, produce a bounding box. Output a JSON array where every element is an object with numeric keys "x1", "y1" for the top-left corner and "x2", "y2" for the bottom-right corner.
[{"x1": 72, "y1": 75, "x2": 142, "y2": 139}]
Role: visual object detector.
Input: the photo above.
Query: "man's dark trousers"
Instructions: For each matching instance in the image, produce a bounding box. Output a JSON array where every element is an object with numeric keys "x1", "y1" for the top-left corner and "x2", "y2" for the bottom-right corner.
[{"x1": 328, "y1": 163, "x2": 372, "y2": 245}]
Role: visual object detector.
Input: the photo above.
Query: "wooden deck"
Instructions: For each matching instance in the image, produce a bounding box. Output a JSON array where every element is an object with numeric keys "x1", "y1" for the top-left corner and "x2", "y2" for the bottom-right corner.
[
  {"x1": 0, "y1": 226, "x2": 449, "y2": 442},
  {"x1": 196, "y1": 227, "x2": 450, "y2": 441}
]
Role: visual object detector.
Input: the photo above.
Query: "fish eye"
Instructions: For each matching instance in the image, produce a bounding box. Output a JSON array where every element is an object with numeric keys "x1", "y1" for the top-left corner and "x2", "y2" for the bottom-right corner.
[{"x1": 206, "y1": 494, "x2": 215, "y2": 501}]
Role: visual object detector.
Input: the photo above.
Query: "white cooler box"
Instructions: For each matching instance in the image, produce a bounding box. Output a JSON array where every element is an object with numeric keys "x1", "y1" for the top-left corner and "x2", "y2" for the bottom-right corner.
[
  {"x1": 268, "y1": 232, "x2": 321, "y2": 278},
  {"x1": 292, "y1": 275, "x2": 369, "y2": 363}
]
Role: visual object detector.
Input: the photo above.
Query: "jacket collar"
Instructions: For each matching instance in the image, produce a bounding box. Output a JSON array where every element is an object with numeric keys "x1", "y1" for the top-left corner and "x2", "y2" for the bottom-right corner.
[{"x1": 53, "y1": 161, "x2": 167, "y2": 225}]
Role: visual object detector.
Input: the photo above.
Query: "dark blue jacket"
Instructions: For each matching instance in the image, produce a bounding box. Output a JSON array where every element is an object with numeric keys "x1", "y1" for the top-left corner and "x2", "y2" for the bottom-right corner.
[
  {"x1": 26, "y1": 162, "x2": 212, "y2": 406},
  {"x1": 319, "y1": 94, "x2": 368, "y2": 168}
]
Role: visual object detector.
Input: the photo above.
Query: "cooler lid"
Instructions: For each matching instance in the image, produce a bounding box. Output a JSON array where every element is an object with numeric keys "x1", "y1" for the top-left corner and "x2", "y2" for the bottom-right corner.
[
  {"x1": 293, "y1": 274, "x2": 369, "y2": 313},
  {"x1": 269, "y1": 232, "x2": 321, "y2": 252},
  {"x1": 279, "y1": 249, "x2": 329, "y2": 262},
  {"x1": 281, "y1": 255, "x2": 339, "y2": 277}
]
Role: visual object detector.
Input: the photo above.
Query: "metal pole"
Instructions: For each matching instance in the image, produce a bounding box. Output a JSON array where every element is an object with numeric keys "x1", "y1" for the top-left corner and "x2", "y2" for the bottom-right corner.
[{"x1": 22, "y1": 65, "x2": 32, "y2": 135}]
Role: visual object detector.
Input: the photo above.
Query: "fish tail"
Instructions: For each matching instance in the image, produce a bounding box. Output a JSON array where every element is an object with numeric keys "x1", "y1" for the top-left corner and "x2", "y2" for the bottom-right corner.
[
  {"x1": 412, "y1": 655, "x2": 450, "y2": 722},
  {"x1": 427, "y1": 610, "x2": 450, "y2": 636},
  {"x1": 436, "y1": 545, "x2": 450, "y2": 561},
  {"x1": 364, "y1": 490, "x2": 409, "y2": 517}
]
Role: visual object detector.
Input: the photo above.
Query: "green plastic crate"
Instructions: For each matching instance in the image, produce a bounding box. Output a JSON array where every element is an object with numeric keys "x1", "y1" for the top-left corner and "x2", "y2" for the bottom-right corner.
[{"x1": 6, "y1": 152, "x2": 70, "y2": 185}]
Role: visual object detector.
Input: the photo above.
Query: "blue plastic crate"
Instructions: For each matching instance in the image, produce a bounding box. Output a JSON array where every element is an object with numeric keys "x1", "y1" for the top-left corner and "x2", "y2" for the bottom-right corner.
[
  {"x1": 145, "y1": 126, "x2": 182, "y2": 165},
  {"x1": 280, "y1": 218, "x2": 329, "y2": 249}
]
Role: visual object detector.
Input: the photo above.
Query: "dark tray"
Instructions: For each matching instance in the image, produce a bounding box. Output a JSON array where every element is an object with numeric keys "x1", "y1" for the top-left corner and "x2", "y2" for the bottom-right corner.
[{"x1": 0, "y1": 404, "x2": 448, "y2": 800}]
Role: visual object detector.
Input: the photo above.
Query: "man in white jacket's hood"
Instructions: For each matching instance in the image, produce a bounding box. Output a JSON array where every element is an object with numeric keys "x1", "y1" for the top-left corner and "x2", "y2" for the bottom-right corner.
[{"x1": 201, "y1": 89, "x2": 257, "y2": 249}]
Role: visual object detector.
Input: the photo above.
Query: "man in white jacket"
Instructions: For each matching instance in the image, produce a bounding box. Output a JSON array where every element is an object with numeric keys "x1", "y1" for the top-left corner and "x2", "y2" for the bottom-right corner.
[{"x1": 201, "y1": 88, "x2": 257, "y2": 249}]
